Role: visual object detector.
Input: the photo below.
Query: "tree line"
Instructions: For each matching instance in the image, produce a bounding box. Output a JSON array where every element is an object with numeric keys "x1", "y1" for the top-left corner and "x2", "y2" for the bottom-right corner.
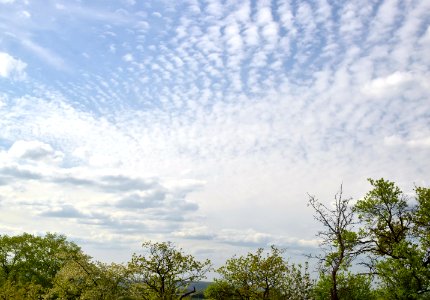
[{"x1": 0, "y1": 178, "x2": 429, "y2": 299}]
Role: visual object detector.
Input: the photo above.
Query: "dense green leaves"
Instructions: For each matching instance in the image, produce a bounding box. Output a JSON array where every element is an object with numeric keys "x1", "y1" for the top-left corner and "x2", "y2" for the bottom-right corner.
[
  {"x1": 0, "y1": 233, "x2": 82, "y2": 298},
  {"x1": 312, "y1": 272, "x2": 375, "y2": 300},
  {"x1": 354, "y1": 178, "x2": 430, "y2": 299},
  {"x1": 355, "y1": 178, "x2": 412, "y2": 256},
  {"x1": 48, "y1": 253, "x2": 130, "y2": 299},
  {"x1": 309, "y1": 179, "x2": 430, "y2": 299},
  {"x1": 205, "y1": 246, "x2": 313, "y2": 300},
  {"x1": 128, "y1": 241, "x2": 211, "y2": 300},
  {"x1": 415, "y1": 186, "x2": 430, "y2": 253},
  {"x1": 0, "y1": 235, "x2": 210, "y2": 299}
]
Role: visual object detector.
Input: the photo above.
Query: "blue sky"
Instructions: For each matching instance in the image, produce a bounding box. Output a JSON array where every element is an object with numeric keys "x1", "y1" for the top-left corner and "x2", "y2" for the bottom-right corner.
[{"x1": 0, "y1": 0, "x2": 429, "y2": 268}]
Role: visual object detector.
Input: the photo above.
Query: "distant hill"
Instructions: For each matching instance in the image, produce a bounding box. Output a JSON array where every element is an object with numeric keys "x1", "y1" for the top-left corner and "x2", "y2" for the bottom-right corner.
[{"x1": 188, "y1": 281, "x2": 212, "y2": 299}]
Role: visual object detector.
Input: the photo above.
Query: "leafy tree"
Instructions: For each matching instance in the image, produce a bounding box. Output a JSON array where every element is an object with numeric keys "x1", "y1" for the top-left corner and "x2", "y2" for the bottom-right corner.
[
  {"x1": 47, "y1": 251, "x2": 130, "y2": 299},
  {"x1": 355, "y1": 179, "x2": 412, "y2": 258},
  {"x1": 0, "y1": 280, "x2": 44, "y2": 300},
  {"x1": 206, "y1": 246, "x2": 313, "y2": 300},
  {"x1": 312, "y1": 272, "x2": 375, "y2": 300},
  {"x1": 128, "y1": 241, "x2": 211, "y2": 300},
  {"x1": 280, "y1": 261, "x2": 314, "y2": 300},
  {"x1": 204, "y1": 280, "x2": 233, "y2": 299},
  {"x1": 308, "y1": 185, "x2": 361, "y2": 300},
  {"x1": 0, "y1": 232, "x2": 82, "y2": 297},
  {"x1": 354, "y1": 178, "x2": 430, "y2": 299},
  {"x1": 414, "y1": 186, "x2": 430, "y2": 265},
  {"x1": 46, "y1": 252, "x2": 96, "y2": 299}
]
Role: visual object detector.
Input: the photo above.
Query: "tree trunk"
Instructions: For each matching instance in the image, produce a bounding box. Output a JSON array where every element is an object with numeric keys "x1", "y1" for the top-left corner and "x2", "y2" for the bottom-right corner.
[{"x1": 331, "y1": 269, "x2": 339, "y2": 300}]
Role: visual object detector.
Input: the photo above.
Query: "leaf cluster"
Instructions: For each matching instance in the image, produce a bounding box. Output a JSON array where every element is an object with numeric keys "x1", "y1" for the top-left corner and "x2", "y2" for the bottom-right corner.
[
  {"x1": 310, "y1": 178, "x2": 430, "y2": 300},
  {"x1": 205, "y1": 246, "x2": 314, "y2": 300}
]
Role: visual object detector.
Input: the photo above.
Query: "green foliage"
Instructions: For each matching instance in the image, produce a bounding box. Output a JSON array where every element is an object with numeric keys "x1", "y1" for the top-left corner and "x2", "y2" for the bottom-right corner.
[
  {"x1": 0, "y1": 279, "x2": 44, "y2": 300},
  {"x1": 312, "y1": 272, "x2": 375, "y2": 300},
  {"x1": 128, "y1": 241, "x2": 211, "y2": 300},
  {"x1": 0, "y1": 232, "x2": 82, "y2": 297},
  {"x1": 374, "y1": 252, "x2": 430, "y2": 300},
  {"x1": 280, "y1": 261, "x2": 314, "y2": 300},
  {"x1": 204, "y1": 280, "x2": 234, "y2": 299},
  {"x1": 414, "y1": 186, "x2": 430, "y2": 250},
  {"x1": 0, "y1": 235, "x2": 210, "y2": 300},
  {"x1": 355, "y1": 178, "x2": 411, "y2": 255},
  {"x1": 206, "y1": 246, "x2": 314, "y2": 300},
  {"x1": 47, "y1": 252, "x2": 130, "y2": 299},
  {"x1": 354, "y1": 178, "x2": 430, "y2": 299}
]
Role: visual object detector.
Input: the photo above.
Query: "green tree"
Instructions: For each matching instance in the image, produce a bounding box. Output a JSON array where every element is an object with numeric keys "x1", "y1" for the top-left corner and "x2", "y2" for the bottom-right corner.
[
  {"x1": 281, "y1": 262, "x2": 314, "y2": 300},
  {"x1": 47, "y1": 252, "x2": 97, "y2": 299},
  {"x1": 204, "y1": 280, "x2": 233, "y2": 299},
  {"x1": 0, "y1": 232, "x2": 82, "y2": 297},
  {"x1": 128, "y1": 241, "x2": 211, "y2": 300},
  {"x1": 414, "y1": 186, "x2": 430, "y2": 265},
  {"x1": 206, "y1": 246, "x2": 313, "y2": 300},
  {"x1": 47, "y1": 251, "x2": 130, "y2": 300},
  {"x1": 354, "y1": 178, "x2": 430, "y2": 299},
  {"x1": 308, "y1": 185, "x2": 360, "y2": 300},
  {"x1": 0, "y1": 280, "x2": 44, "y2": 300},
  {"x1": 312, "y1": 272, "x2": 375, "y2": 300}
]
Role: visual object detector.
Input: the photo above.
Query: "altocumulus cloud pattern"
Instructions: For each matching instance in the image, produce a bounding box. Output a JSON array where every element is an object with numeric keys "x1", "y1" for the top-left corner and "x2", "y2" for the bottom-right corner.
[{"x1": 0, "y1": 0, "x2": 429, "y2": 265}]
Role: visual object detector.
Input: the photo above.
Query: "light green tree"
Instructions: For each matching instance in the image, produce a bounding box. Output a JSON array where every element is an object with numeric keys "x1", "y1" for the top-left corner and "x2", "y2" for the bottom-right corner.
[
  {"x1": 47, "y1": 252, "x2": 130, "y2": 299},
  {"x1": 414, "y1": 186, "x2": 430, "y2": 265},
  {"x1": 354, "y1": 178, "x2": 430, "y2": 299},
  {"x1": 0, "y1": 232, "x2": 82, "y2": 297},
  {"x1": 128, "y1": 241, "x2": 211, "y2": 300},
  {"x1": 206, "y1": 246, "x2": 313, "y2": 300},
  {"x1": 312, "y1": 272, "x2": 375, "y2": 300}
]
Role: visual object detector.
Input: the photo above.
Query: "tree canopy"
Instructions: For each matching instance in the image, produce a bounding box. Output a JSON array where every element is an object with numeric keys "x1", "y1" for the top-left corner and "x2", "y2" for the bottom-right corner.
[
  {"x1": 205, "y1": 246, "x2": 313, "y2": 300},
  {"x1": 128, "y1": 241, "x2": 211, "y2": 300}
]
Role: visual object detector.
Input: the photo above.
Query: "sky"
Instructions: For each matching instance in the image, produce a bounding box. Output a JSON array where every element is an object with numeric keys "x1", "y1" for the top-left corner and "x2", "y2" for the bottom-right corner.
[{"x1": 0, "y1": 0, "x2": 429, "y2": 270}]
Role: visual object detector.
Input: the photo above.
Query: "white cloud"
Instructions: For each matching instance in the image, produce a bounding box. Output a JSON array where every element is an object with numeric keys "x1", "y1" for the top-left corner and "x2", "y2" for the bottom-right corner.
[
  {"x1": 385, "y1": 135, "x2": 430, "y2": 149},
  {"x1": 407, "y1": 137, "x2": 430, "y2": 148},
  {"x1": 206, "y1": 0, "x2": 223, "y2": 18},
  {"x1": 122, "y1": 53, "x2": 133, "y2": 62},
  {"x1": 172, "y1": 226, "x2": 215, "y2": 240},
  {"x1": 217, "y1": 228, "x2": 272, "y2": 246},
  {"x1": 362, "y1": 71, "x2": 415, "y2": 97},
  {"x1": 366, "y1": 0, "x2": 400, "y2": 43},
  {"x1": 243, "y1": 24, "x2": 259, "y2": 46},
  {"x1": 256, "y1": 6, "x2": 272, "y2": 25},
  {"x1": 0, "y1": 52, "x2": 27, "y2": 80},
  {"x1": 8, "y1": 140, "x2": 64, "y2": 165}
]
